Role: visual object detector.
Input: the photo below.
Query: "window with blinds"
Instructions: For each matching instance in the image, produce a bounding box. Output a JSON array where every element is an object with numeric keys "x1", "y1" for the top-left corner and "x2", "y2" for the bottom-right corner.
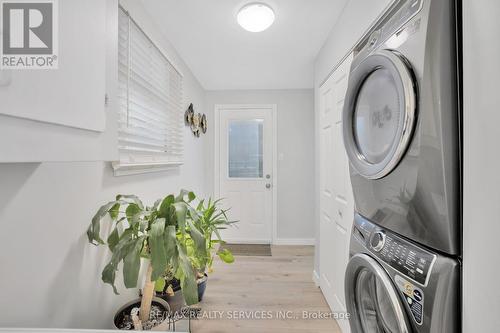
[{"x1": 114, "y1": 7, "x2": 184, "y2": 174}]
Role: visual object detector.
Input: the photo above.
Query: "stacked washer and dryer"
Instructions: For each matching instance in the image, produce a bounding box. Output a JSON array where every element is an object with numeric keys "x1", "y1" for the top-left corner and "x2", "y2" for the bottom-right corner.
[{"x1": 342, "y1": 0, "x2": 461, "y2": 332}]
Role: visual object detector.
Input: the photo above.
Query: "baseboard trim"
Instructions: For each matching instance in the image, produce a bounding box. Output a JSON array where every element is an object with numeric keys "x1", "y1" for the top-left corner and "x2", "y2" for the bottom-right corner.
[
  {"x1": 272, "y1": 238, "x2": 315, "y2": 245},
  {"x1": 313, "y1": 269, "x2": 320, "y2": 287}
]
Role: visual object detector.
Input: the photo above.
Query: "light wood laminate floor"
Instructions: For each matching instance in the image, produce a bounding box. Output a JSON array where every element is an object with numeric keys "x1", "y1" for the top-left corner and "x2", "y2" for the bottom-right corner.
[{"x1": 191, "y1": 246, "x2": 342, "y2": 333}]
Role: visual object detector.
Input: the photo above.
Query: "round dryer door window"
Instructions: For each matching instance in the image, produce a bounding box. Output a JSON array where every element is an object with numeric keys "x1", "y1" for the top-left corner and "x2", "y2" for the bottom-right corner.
[
  {"x1": 345, "y1": 254, "x2": 411, "y2": 333},
  {"x1": 343, "y1": 49, "x2": 417, "y2": 179}
]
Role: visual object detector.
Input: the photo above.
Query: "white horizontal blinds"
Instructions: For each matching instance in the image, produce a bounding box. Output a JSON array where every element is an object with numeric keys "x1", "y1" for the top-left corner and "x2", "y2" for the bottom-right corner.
[{"x1": 118, "y1": 8, "x2": 183, "y2": 162}]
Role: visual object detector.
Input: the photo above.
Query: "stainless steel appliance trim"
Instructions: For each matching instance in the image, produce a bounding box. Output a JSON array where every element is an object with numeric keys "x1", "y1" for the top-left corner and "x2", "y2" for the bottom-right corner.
[
  {"x1": 345, "y1": 253, "x2": 410, "y2": 333},
  {"x1": 343, "y1": 49, "x2": 417, "y2": 179},
  {"x1": 370, "y1": 49, "x2": 417, "y2": 179},
  {"x1": 319, "y1": 0, "x2": 424, "y2": 87}
]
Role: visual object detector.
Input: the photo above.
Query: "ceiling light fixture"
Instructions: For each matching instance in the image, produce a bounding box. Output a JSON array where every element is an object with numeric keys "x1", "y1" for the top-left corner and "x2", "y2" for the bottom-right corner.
[{"x1": 237, "y1": 3, "x2": 275, "y2": 32}]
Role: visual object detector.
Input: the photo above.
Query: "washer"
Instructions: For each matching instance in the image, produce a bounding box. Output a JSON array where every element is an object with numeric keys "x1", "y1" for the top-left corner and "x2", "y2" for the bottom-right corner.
[
  {"x1": 342, "y1": 0, "x2": 460, "y2": 255},
  {"x1": 345, "y1": 214, "x2": 460, "y2": 333}
]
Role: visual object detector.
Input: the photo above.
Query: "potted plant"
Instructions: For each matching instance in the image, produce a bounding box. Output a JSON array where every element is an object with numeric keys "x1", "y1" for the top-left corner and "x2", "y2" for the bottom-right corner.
[
  {"x1": 154, "y1": 198, "x2": 236, "y2": 308},
  {"x1": 87, "y1": 191, "x2": 207, "y2": 330}
]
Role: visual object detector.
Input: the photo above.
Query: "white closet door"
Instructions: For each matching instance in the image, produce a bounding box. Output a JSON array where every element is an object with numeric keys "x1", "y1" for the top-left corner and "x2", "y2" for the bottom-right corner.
[{"x1": 319, "y1": 53, "x2": 354, "y2": 333}]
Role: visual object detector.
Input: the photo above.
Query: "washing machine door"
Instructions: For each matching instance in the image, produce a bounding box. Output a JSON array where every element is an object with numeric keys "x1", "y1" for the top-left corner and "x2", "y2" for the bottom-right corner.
[
  {"x1": 345, "y1": 253, "x2": 411, "y2": 333},
  {"x1": 343, "y1": 49, "x2": 417, "y2": 179}
]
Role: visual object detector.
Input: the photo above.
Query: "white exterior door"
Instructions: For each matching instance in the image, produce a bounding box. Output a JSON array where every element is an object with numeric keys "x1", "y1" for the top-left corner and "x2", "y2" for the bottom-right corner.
[
  {"x1": 217, "y1": 106, "x2": 275, "y2": 243},
  {"x1": 318, "y1": 54, "x2": 354, "y2": 333}
]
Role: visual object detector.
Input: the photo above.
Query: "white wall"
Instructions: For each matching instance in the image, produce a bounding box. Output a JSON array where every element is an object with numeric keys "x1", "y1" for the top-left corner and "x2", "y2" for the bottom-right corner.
[
  {"x1": 312, "y1": 0, "x2": 393, "y2": 278},
  {"x1": 462, "y1": 1, "x2": 500, "y2": 331},
  {"x1": 205, "y1": 90, "x2": 315, "y2": 243},
  {"x1": 0, "y1": 0, "x2": 208, "y2": 329}
]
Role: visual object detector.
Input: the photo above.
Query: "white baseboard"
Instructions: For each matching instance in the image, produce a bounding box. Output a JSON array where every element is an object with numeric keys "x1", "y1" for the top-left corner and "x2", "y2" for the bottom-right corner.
[
  {"x1": 272, "y1": 238, "x2": 315, "y2": 245},
  {"x1": 313, "y1": 269, "x2": 320, "y2": 287}
]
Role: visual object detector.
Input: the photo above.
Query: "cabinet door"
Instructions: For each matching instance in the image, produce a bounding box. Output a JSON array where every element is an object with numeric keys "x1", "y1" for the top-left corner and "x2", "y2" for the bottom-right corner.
[
  {"x1": 0, "y1": 0, "x2": 118, "y2": 162},
  {"x1": 0, "y1": 0, "x2": 106, "y2": 131}
]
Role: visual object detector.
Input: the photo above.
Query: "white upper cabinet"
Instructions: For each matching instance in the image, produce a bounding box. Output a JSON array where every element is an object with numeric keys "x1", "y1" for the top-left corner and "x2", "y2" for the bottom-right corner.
[{"x1": 0, "y1": 0, "x2": 118, "y2": 162}]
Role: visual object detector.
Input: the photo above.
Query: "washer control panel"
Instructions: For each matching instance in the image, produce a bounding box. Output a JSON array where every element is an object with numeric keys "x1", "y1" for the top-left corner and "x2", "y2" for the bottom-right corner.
[
  {"x1": 371, "y1": 229, "x2": 435, "y2": 286},
  {"x1": 353, "y1": 213, "x2": 436, "y2": 286}
]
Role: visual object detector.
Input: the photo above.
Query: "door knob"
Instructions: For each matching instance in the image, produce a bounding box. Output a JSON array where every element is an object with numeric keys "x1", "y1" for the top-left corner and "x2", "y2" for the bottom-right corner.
[{"x1": 265, "y1": 183, "x2": 271, "y2": 189}]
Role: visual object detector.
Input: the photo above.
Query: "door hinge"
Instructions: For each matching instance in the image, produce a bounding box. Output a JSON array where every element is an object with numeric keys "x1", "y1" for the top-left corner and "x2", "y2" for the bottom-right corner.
[{"x1": 104, "y1": 93, "x2": 109, "y2": 107}]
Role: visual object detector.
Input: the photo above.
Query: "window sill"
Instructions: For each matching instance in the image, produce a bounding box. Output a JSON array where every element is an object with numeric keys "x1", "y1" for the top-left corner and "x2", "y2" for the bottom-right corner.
[{"x1": 111, "y1": 161, "x2": 183, "y2": 176}]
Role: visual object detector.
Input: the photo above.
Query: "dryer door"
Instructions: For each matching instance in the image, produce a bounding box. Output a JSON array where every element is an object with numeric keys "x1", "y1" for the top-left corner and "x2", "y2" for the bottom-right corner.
[
  {"x1": 345, "y1": 253, "x2": 411, "y2": 333},
  {"x1": 342, "y1": 49, "x2": 417, "y2": 179}
]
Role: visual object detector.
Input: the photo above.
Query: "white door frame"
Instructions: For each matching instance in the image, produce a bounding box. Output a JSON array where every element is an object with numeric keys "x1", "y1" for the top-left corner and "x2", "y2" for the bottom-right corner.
[{"x1": 214, "y1": 104, "x2": 278, "y2": 244}]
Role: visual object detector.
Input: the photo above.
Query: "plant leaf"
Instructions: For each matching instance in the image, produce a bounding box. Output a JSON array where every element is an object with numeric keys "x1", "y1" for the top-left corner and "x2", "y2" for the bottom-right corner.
[
  {"x1": 175, "y1": 190, "x2": 196, "y2": 203},
  {"x1": 176, "y1": 243, "x2": 198, "y2": 305},
  {"x1": 173, "y1": 202, "x2": 188, "y2": 234},
  {"x1": 158, "y1": 195, "x2": 175, "y2": 220},
  {"x1": 149, "y1": 218, "x2": 167, "y2": 281},
  {"x1": 125, "y1": 204, "x2": 141, "y2": 223},
  {"x1": 101, "y1": 232, "x2": 135, "y2": 294},
  {"x1": 217, "y1": 249, "x2": 235, "y2": 264},
  {"x1": 101, "y1": 262, "x2": 118, "y2": 294},
  {"x1": 152, "y1": 198, "x2": 162, "y2": 211},
  {"x1": 187, "y1": 220, "x2": 208, "y2": 267},
  {"x1": 88, "y1": 201, "x2": 118, "y2": 245},
  {"x1": 196, "y1": 199, "x2": 204, "y2": 211},
  {"x1": 154, "y1": 278, "x2": 166, "y2": 292},
  {"x1": 164, "y1": 225, "x2": 177, "y2": 259},
  {"x1": 123, "y1": 236, "x2": 145, "y2": 288},
  {"x1": 109, "y1": 203, "x2": 120, "y2": 220},
  {"x1": 116, "y1": 194, "x2": 144, "y2": 210},
  {"x1": 107, "y1": 227, "x2": 119, "y2": 252},
  {"x1": 187, "y1": 205, "x2": 201, "y2": 222}
]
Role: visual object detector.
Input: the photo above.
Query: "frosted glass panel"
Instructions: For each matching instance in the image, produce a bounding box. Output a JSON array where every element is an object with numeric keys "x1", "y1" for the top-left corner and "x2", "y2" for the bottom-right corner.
[
  {"x1": 228, "y1": 120, "x2": 263, "y2": 178},
  {"x1": 353, "y1": 68, "x2": 401, "y2": 164}
]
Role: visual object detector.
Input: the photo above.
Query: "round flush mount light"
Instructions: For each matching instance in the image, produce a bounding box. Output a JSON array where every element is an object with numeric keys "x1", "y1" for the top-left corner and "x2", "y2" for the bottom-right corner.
[{"x1": 237, "y1": 3, "x2": 275, "y2": 32}]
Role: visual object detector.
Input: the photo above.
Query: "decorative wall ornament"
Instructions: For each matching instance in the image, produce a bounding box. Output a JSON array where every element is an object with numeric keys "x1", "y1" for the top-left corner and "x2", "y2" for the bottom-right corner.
[
  {"x1": 191, "y1": 113, "x2": 201, "y2": 137},
  {"x1": 201, "y1": 114, "x2": 207, "y2": 134},
  {"x1": 184, "y1": 103, "x2": 207, "y2": 137},
  {"x1": 184, "y1": 103, "x2": 194, "y2": 126}
]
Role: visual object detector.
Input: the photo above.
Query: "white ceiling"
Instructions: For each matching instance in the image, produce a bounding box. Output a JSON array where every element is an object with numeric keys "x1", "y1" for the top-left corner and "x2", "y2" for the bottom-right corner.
[{"x1": 140, "y1": 0, "x2": 348, "y2": 90}]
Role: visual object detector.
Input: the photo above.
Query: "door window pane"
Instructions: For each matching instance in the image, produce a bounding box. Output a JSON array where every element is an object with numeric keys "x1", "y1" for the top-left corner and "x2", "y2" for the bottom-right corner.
[
  {"x1": 228, "y1": 120, "x2": 263, "y2": 178},
  {"x1": 353, "y1": 68, "x2": 401, "y2": 164}
]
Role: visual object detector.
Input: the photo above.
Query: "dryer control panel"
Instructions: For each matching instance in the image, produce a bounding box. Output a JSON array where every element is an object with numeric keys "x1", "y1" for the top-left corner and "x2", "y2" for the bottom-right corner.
[
  {"x1": 353, "y1": 0, "x2": 423, "y2": 67},
  {"x1": 354, "y1": 213, "x2": 436, "y2": 286}
]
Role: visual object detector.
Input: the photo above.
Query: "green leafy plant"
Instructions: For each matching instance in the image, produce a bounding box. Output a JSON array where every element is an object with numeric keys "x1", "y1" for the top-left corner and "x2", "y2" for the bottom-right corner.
[
  {"x1": 194, "y1": 198, "x2": 237, "y2": 272},
  {"x1": 153, "y1": 198, "x2": 237, "y2": 297},
  {"x1": 86, "y1": 190, "x2": 207, "y2": 324}
]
